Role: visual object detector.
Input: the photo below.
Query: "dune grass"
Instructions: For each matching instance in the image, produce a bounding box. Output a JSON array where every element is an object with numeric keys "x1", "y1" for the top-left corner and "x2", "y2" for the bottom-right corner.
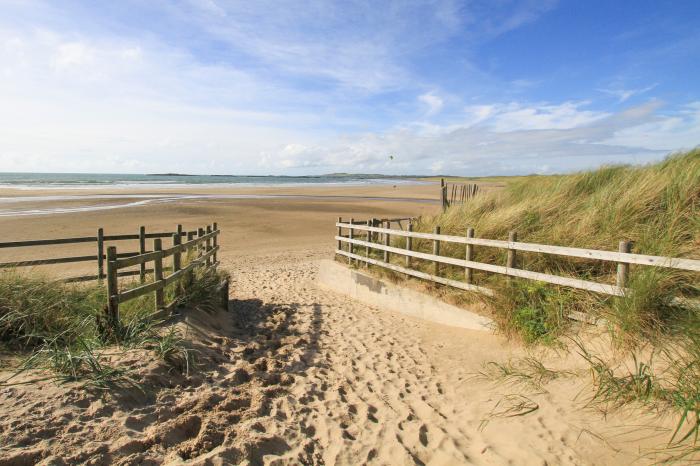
[
  {"x1": 407, "y1": 149, "x2": 700, "y2": 343},
  {"x1": 0, "y1": 265, "x2": 228, "y2": 387}
]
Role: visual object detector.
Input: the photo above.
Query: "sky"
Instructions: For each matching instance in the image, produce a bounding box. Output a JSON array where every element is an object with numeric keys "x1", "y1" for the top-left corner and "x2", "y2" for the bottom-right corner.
[{"x1": 0, "y1": 0, "x2": 699, "y2": 176}]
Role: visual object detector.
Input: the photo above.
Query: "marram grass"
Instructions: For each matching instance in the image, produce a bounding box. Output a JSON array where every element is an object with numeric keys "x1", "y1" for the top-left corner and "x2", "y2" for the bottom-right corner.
[
  {"x1": 0, "y1": 266, "x2": 228, "y2": 386},
  {"x1": 409, "y1": 148, "x2": 700, "y2": 342}
]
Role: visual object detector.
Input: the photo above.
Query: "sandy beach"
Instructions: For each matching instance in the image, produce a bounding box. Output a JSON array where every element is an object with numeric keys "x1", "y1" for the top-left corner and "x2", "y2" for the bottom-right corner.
[
  {"x1": 0, "y1": 182, "x2": 679, "y2": 464},
  {"x1": 0, "y1": 182, "x2": 442, "y2": 270}
]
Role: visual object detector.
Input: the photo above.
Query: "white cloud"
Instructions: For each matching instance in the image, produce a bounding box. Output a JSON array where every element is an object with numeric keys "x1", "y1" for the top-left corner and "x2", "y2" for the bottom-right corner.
[
  {"x1": 465, "y1": 101, "x2": 609, "y2": 131},
  {"x1": 604, "y1": 102, "x2": 700, "y2": 150},
  {"x1": 597, "y1": 84, "x2": 658, "y2": 102},
  {"x1": 259, "y1": 101, "x2": 697, "y2": 175},
  {"x1": 0, "y1": 27, "x2": 318, "y2": 174},
  {"x1": 51, "y1": 42, "x2": 94, "y2": 69},
  {"x1": 418, "y1": 92, "x2": 444, "y2": 116}
]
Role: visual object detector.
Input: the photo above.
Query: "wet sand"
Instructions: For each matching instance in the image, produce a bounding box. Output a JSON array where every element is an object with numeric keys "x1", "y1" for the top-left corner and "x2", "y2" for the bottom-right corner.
[{"x1": 0, "y1": 182, "x2": 441, "y2": 272}]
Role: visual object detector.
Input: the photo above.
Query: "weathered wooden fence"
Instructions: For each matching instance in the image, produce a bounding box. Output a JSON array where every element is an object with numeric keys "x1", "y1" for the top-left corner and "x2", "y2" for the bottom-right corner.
[
  {"x1": 334, "y1": 218, "x2": 700, "y2": 298},
  {"x1": 440, "y1": 179, "x2": 479, "y2": 211},
  {"x1": 105, "y1": 224, "x2": 221, "y2": 329},
  {"x1": 0, "y1": 225, "x2": 201, "y2": 282}
]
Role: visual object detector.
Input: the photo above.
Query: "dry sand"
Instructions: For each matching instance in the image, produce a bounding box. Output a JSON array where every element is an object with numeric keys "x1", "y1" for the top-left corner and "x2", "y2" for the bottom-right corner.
[{"x1": 0, "y1": 182, "x2": 686, "y2": 464}]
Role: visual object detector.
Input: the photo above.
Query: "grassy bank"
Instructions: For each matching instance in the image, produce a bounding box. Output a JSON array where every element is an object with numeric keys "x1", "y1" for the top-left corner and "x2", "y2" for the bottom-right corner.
[
  {"x1": 0, "y1": 266, "x2": 228, "y2": 387},
  {"x1": 357, "y1": 149, "x2": 699, "y2": 459},
  {"x1": 412, "y1": 149, "x2": 699, "y2": 341}
]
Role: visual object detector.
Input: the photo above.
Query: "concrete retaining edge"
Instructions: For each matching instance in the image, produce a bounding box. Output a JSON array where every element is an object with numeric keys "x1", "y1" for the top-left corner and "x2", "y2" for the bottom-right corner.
[{"x1": 317, "y1": 259, "x2": 493, "y2": 332}]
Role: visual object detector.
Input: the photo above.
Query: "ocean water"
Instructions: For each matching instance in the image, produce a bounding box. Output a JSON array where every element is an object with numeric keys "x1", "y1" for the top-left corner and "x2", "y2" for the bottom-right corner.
[
  {"x1": 0, "y1": 172, "x2": 418, "y2": 189},
  {"x1": 0, "y1": 173, "x2": 434, "y2": 217}
]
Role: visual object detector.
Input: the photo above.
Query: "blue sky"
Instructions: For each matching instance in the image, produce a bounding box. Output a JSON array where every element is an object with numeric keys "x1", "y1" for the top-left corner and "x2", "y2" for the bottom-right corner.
[{"x1": 0, "y1": 0, "x2": 698, "y2": 175}]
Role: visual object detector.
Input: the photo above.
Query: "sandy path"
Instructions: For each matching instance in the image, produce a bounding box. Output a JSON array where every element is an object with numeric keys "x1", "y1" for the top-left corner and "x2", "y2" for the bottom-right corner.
[{"x1": 225, "y1": 251, "x2": 637, "y2": 465}]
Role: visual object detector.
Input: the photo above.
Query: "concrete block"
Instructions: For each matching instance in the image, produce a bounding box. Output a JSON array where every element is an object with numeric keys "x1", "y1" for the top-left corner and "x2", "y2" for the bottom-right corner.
[{"x1": 317, "y1": 260, "x2": 493, "y2": 331}]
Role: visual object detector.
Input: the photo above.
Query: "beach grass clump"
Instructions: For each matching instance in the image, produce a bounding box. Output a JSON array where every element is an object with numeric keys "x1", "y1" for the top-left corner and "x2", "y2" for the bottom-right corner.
[
  {"x1": 172, "y1": 267, "x2": 230, "y2": 313},
  {"x1": 0, "y1": 266, "x2": 228, "y2": 386},
  {"x1": 477, "y1": 356, "x2": 570, "y2": 390},
  {"x1": 575, "y1": 330, "x2": 700, "y2": 459},
  {"x1": 0, "y1": 270, "x2": 105, "y2": 349},
  {"x1": 483, "y1": 280, "x2": 604, "y2": 345}
]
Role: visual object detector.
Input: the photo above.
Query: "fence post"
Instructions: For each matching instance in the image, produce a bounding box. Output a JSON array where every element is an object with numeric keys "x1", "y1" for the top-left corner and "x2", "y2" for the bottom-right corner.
[
  {"x1": 187, "y1": 231, "x2": 195, "y2": 253},
  {"x1": 406, "y1": 223, "x2": 413, "y2": 268},
  {"x1": 506, "y1": 231, "x2": 517, "y2": 282},
  {"x1": 337, "y1": 217, "x2": 342, "y2": 254},
  {"x1": 197, "y1": 228, "x2": 205, "y2": 257},
  {"x1": 106, "y1": 246, "x2": 119, "y2": 331},
  {"x1": 186, "y1": 231, "x2": 195, "y2": 287},
  {"x1": 433, "y1": 226, "x2": 441, "y2": 275},
  {"x1": 440, "y1": 178, "x2": 446, "y2": 211},
  {"x1": 616, "y1": 240, "x2": 632, "y2": 290},
  {"x1": 154, "y1": 238, "x2": 164, "y2": 310},
  {"x1": 366, "y1": 219, "x2": 371, "y2": 267},
  {"x1": 139, "y1": 226, "x2": 146, "y2": 283},
  {"x1": 212, "y1": 222, "x2": 218, "y2": 266},
  {"x1": 172, "y1": 232, "x2": 182, "y2": 296},
  {"x1": 97, "y1": 227, "x2": 104, "y2": 282},
  {"x1": 220, "y1": 278, "x2": 229, "y2": 310},
  {"x1": 172, "y1": 233, "x2": 181, "y2": 273},
  {"x1": 383, "y1": 221, "x2": 390, "y2": 263},
  {"x1": 176, "y1": 224, "x2": 183, "y2": 239},
  {"x1": 465, "y1": 227, "x2": 474, "y2": 284},
  {"x1": 348, "y1": 218, "x2": 354, "y2": 265},
  {"x1": 206, "y1": 225, "x2": 212, "y2": 266},
  {"x1": 507, "y1": 231, "x2": 517, "y2": 268}
]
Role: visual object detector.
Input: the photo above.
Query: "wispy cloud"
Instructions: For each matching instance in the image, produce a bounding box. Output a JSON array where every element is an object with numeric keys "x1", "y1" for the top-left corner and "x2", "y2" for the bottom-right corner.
[
  {"x1": 419, "y1": 92, "x2": 445, "y2": 116},
  {"x1": 597, "y1": 84, "x2": 658, "y2": 102},
  {"x1": 465, "y1": 101, "x2": 609, "y2": 131},
  {"x1": 261, "y1": 100, "x2": 697, "y2": 175}
]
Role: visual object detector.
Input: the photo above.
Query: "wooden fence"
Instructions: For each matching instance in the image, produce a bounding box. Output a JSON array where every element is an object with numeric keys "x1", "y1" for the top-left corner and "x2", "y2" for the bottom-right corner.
[
  {"x1": 334, "y1": 218, "x2": 700, "y2": 299},
  {"x1": 440, "y1": 179, "x2": 479, "y2": 211},
  {"x1": 105, "y1": 224, "x2": 221, "y2": 329},
  {"x1": 0, "y1": 225, "x2": 202, "y2": 282}
]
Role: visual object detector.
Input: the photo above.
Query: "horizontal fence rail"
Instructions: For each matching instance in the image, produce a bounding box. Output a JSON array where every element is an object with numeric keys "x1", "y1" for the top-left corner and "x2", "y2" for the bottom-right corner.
[
  {"x1": 334, "y1": 219, "x2": 700, "y2": 299},
  {"x1": 0, "y1": 226, "x2": 201, "y2": 281},
  {"x1": 339, "y1": 223, "x2": 700, "y2": 272}
]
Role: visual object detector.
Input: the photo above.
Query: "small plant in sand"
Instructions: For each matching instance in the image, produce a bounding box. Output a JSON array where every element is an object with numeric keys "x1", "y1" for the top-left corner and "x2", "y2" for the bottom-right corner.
[{"x1": 476, "y1": 356, "x2": 572, "y2": 390}]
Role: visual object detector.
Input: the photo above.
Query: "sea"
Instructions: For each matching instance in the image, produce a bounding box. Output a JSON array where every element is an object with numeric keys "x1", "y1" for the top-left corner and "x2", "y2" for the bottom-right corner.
[
  {"x1": 0, "y1": 172, "x2": 420, "y2": 190},
  {"x1": 0, "y1": 173, "x2": 434, "y2": 217}
]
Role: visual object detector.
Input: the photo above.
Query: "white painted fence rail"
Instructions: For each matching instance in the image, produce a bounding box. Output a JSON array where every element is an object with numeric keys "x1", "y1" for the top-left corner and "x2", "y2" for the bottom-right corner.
[{"x1": 335, "y1": 219, "x2": 700, "y2": 297}]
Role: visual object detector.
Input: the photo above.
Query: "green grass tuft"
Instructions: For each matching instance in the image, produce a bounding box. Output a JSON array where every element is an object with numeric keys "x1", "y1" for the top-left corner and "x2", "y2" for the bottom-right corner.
[{"x1": 0, "y1": 265, "x2": 228, "y2": 387}]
